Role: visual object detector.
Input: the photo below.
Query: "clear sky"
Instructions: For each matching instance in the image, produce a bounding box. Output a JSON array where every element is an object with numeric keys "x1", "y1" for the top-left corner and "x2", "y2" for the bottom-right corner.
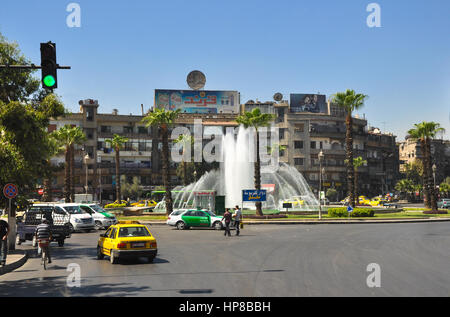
[{"x1": 1, "y1": 0, "x2": 449, "y2": 141}]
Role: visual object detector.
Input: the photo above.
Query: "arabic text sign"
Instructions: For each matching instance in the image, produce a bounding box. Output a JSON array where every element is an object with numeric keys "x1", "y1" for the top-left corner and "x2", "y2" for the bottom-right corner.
[
  {"x1": 242, "y1": 190, "x2": 267, "y2": 202},
  {"x1": 155, "y1": 89, "x2": 239, "y2": 114}
]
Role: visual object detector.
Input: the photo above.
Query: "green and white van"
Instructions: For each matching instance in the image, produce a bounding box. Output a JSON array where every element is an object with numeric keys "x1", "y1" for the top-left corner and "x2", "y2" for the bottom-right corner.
[{"x1": 80, "y1": 204, "x2": 118, "y2": 230}]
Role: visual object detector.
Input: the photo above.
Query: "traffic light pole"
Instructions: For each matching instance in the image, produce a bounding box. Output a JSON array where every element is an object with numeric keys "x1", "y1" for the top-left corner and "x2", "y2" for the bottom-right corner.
[{"x1": 0, "y1": 65, "x2": 71, "y2": 69}]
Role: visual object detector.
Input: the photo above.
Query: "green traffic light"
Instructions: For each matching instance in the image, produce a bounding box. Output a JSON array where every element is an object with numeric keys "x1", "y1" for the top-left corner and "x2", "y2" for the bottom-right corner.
[{"x1": 43, "y1": 75, "x2": 56, "y2": 87}]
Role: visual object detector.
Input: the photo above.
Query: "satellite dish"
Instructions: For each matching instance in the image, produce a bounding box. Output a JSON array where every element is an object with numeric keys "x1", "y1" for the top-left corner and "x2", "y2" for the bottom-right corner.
[
  {"x1": 187, "y1": 70, "x2": 206, "y2": 90},
  {"x1": 273, "y1": 92, "x2": 283, "y2": 102}
]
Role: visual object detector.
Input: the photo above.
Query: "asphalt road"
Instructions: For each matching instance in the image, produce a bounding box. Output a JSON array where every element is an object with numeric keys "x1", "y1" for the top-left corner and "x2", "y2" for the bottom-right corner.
[{"x1": 1, "y1": 222, "x2": 449, "y2": 297}]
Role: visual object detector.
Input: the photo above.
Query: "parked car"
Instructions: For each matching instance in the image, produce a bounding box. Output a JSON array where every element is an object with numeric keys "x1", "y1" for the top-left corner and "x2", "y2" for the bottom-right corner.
[
  {"x1": 131, "y1": 200, "x2": 158, "y2": 208},
  {"x1": 97, "y1": 221, "x2": 157, "y2": 264},
  {"x1": 54, "y1": 203, "x2": 95, "y2": 232},
  {"x1": 167, "y1": 209, "x2": 226, "y2": 230},
  {"x1": 437, "y1": 199, "x2": 450, "y2": 209},
  {"x1": 104, "y1": 200, "x2": 128, "y2": 208},
  {"x1": 79, "y1": 204, "x2": 118, "y2": 229}
]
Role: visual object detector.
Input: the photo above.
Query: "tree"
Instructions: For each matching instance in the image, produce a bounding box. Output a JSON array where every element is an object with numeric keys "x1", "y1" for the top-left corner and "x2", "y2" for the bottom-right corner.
[
  {"x1": 331, "y1": 89, "x2": 368, "y2": 208},
  {"x1": 105, "y1": 134, "x2": 129, "y2": 202},
  {"x1": 407, "y1": 122, "x2": 445, "y2": 211},
  {"x1": 326, "y1": 188, "x2": 338, "y2": 202},
  {"x1": 53, "y1": 125, "x2": 87, "y2": 202},
  {"x1": 395, "y1": 179, "x2": 415, "y2": 200},
  {"x1": 236, "y1": 108, "x2": 276, "y2": 216},
  {"x1": 142, "y1": 108, "x2": 181, "y2": 215},
  {"x1": 353, "y1": 156, "x2": 367, "y2": 203},
  {"x1": 121, "y1": 176, "x2": 142, "y2": 200},
  {"x1": 0, "y1": 32, "x2": 66, "y2": 250},
  {"x1": 41, "y1": 133, "x2": 64, "y2": 202}
]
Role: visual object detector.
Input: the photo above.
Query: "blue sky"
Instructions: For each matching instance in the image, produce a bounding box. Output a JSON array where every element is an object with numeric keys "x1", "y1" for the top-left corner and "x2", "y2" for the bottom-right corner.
[{"x1": 1, "y1": 0, "x2": 449, "y2": 140}]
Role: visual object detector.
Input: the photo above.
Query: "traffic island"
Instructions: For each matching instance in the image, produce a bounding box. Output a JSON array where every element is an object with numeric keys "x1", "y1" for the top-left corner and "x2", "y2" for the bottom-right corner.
[{"x1": 0, "y1": 249, "x2": 28, "y2": 275}]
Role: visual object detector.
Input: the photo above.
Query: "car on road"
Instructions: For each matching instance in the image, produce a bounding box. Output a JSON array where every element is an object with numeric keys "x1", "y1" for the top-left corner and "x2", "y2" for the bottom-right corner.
[
  {"x1": 97, "y1": 221, "x2": 157, "y2": 264},
  {"x1": 104, "y1": 200, "x2": 128, "y2": 208},
  {"x1": 167, "y1": 209, "x2": 227, "y2": 230},
  {"x1": 54, "y1": 203, "x2": 95, "y2": 232},
  {"x1": 437, "y1": 199, "x2": 450, "y2": 209},
  {"x1": 131, "y1": 200, "x2": 158, "y2": 208},
  {"x1": 79, "y1": 204, "x2": 118, "y2": 229}
]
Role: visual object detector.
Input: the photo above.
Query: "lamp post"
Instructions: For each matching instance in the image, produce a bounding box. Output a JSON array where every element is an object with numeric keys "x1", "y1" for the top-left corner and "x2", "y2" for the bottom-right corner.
[
  {"x1": 84, "y1": 154, "x2": 89, "y2": 198},
  {"x1": 432, "y1": 163, "x2": 437, "y2": 189},
  {"x1": 318, "y1": 150, "x2": 324, "y2": 220}
]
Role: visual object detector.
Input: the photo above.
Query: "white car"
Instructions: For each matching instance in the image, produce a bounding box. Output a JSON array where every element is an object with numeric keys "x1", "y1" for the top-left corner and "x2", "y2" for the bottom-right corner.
[
  {"x1": 167, "y1": 209, "x2": 228, "y2": 230},
  {"x1": 54, "y1": 203, "x2": 95, "y2": 232},
  {"x1": 79, "y1": 204, "x2": 118, "y2": 229}
]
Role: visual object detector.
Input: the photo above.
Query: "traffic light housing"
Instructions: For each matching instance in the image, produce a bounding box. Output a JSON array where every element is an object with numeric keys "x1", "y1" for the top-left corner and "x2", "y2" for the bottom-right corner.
[{"x1": 40, "y1": 42, "x2": 57, "y2": 89}]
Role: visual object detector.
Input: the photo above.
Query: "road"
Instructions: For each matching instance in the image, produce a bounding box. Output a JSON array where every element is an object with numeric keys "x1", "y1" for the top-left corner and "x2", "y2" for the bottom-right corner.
[{"x1": 1, "y1": 222, "x2": 450, "y2": 297}]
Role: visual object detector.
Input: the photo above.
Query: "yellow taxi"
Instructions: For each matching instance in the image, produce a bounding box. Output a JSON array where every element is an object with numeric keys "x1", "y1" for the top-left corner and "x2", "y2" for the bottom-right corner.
[
  {"x1": 131, "y1": 200, "x2": 158, "y2": 208},
  {"x1": 97, "y1": 221, "x2": 157, "y2": 264},
  {"x1": 104, "y1": 200, "x2": 128, "y2": 208},
  {"x1": 369, "y1": 197, "x2": 388, "y2": 207}
]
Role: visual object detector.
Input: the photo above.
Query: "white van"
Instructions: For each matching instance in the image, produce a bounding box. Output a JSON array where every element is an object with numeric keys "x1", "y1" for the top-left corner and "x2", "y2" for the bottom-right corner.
[
  {"x1": 79, "y1": 204, "x2": 117, "y2": 229},
  {"x1": 54, "y1": 203, "x2": 95, "y2": 232}
]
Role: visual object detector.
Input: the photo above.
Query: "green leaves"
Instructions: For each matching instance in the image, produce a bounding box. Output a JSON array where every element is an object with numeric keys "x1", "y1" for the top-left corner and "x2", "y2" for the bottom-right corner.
[
  {"x1": 236, "y1": 107, "x2": 275, "y2": 130},
  {"x1": 331, "y1": 89, "x2": 368, "y2": 114},
  {"x1": 105, "y1": 134, "x2": 128, "y2": 151},
  {"x1": 142, "y1": 108, "x2": 181, "y2": 128}
]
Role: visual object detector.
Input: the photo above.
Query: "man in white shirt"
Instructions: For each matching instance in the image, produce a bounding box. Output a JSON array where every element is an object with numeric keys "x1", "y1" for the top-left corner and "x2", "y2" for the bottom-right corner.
[{"x1": 233, "y1": 206, "x2": 242, "y2": 236}]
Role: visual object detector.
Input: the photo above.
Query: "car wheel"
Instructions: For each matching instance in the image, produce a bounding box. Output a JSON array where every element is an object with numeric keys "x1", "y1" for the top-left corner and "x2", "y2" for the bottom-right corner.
[
  {"x1": 58, "y1": 239, "x2": 65, "y2": 247},
  {"x1": 32, "y1": 235, "x2": 37, "y2": 247},
  {"x1": 110, "y1": 251, "x2": 118, "y2": 264},
  {"x1": 148, "y1": 256, "x2": 155, "y2": 263},
  {"x1": 95, "y1": 221, "x2": 103, "y2": 230},
  {"x1": 176, "y1": 221, "x2": 186, "y2": 230},
  {"x1": 213, "y1": 221, "x2": 223, "y2": 230},
  {"x1": 67, "y1": 223, "x2": 75, "y2": 233},
  {"x1": 97, "y1": 246, "x2": 104, "y2": 260}
]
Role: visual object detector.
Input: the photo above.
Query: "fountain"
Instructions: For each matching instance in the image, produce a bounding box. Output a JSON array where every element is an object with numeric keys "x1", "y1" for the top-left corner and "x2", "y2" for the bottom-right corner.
[{"x1": 154, "y1": 126, "x2": 319, "y2": 212}]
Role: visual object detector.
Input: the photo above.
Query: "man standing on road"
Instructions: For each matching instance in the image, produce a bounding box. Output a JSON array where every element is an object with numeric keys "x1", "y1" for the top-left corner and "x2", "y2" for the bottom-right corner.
[
  {"x1": 0, "y1": 219, "x2": 9, "y2": 266},
  {"x1": 233, "y1": 205, "x2": 242, "y2": 236},
  {"x1": 222, "y1": 209, "x2": 232, "y2": 237}
]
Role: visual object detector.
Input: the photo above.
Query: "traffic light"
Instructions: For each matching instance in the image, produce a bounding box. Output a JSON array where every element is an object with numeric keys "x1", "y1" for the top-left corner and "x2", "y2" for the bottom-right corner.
[{"x1": 40, "y1": 42, "x2": 57, "y2": 89}]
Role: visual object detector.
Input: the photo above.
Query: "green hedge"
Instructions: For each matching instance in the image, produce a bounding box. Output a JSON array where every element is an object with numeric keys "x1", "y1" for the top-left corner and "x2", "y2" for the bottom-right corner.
[{"x1": 328, "y1": 207, "x2": 375, "y2": 218}]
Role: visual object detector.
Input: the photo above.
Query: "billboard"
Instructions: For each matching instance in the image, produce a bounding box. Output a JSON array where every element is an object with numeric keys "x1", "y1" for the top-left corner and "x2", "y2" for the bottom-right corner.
[
  {"x1": 155, "y1": 89, "x2": 240, "y2": 114},
  {"x1": 290, "y1": 94, "x2": 327, "y2": 114}
]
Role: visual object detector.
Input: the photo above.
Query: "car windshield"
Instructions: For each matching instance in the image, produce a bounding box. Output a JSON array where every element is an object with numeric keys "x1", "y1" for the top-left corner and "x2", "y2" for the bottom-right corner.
[
  {"x1": 63, "y1": 206, "x2": 84, "y2": 214},
  {"x1": 205, "y1": 210, "x2": 217, "y2": 217},
  {"x1": 171, "y1": 210, "x2": 185, "y2": 216},
  {"x1": 89, "y1": 205, "x2": 105, "y2": 213},
  {"x1": 118, "y1": 226, "x2": 151, "y2": 237}
]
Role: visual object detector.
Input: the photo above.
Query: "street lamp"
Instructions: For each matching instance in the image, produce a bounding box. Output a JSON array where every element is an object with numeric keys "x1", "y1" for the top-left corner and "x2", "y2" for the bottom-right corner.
[
  {"x1": 432, "y1": 163, "x2": 437, "y2": 189},
  {"x1": 318, "y1": 150, "x2": 324, "y2": 220},
  {"x1": 84, "y1": 154, "x2": 89, "y2": 196}
]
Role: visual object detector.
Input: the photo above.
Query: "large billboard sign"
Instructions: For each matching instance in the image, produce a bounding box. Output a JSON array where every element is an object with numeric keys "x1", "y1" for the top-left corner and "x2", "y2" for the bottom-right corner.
[
  {"x1": 155, "y1": 89, "x2": 240, "y2": 114},
  {"x1": 290, "y1": 94, "x2": 327, "y2": 114}
]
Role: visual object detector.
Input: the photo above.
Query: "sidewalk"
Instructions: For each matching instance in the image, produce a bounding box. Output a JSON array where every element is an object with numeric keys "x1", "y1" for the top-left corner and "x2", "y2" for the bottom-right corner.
[
  {"x1": 141, "y1": 217, "x2": 450, "y2": 226},
  {"x1": 0, "y1": 250, "x2": 28, "y2": 275}
]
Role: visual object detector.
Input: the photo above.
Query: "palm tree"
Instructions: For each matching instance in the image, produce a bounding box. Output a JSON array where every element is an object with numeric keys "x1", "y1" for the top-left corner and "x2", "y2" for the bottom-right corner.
[
  {"x1": 331, "y1": 90, "x2": 368, "y2": 208},
  {"x1": 142, "y1": 108, "x2": 181, "y2": 215},
  {"x1": 174, "y1": 134, "x2": 194, "y2": 186},
  {"x1": 236, "y1": 108, "x2": 276, "y2": 216},
  {"x1": 53, "y1": 125, "x2": 86, "y2": 202},
  {"x1": 105, "y1": 134, "x2": 129, "y2": 202},
  {"x1": 353, "y1": 156, "x2": 367, "y2": 203},
  {"x1": 407, "y1": 122, "x2": 445, "y2": 211},
  {"x1": 395, "y1": 179, "x2": 415, "y2": 201}
]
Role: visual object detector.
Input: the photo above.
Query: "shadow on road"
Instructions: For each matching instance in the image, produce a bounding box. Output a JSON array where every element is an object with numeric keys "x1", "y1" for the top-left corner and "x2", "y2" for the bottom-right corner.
[{"x1": 0, "y1": 276, "x2": 151, "y2": 296}]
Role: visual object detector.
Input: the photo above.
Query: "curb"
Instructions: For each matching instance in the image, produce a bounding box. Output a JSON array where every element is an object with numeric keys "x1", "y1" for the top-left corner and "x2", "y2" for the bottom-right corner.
[
  {"x1": 0, "y1": 250, "x2": 28, "y2": 276},
  {"x1": 141, "y1": 218, "x2": 450, "y2": 226}
]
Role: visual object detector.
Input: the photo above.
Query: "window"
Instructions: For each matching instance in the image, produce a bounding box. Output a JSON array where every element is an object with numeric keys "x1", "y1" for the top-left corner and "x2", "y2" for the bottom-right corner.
[
  {"x1": 138, "y1": 126, "x2": 148, "y2": 134},
  {"x1": 294, "y1": 141, "x2": 303, "y2": 149},
  {"x1": 101, "y1": 126, "x2": 111, "y2": 133},
  {"x1": 294, "y1": 158, "x2": 304, "y2": 166},
  {"x1": 279, "y1": 128, "x2": 285, "y2": 140},
  {"x1": 311, "y1": 141, "x2": 316, "y2": 149},
  {"x1": 118, "y1": 226, "x2": 150, "y2": 237},
  {"x1": 110, "y1": 228, "x2": 117, "y2": 239},
  {"x1": 123, "y1": 126, "x2": 133, "y2": 134}
]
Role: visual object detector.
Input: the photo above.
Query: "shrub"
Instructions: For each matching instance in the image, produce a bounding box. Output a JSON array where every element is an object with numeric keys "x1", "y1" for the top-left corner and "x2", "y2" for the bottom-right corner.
[
  {"x1": 423, "y1": 210, "x2": 448, "y2": 215},
  {"x1": 328, "y1": 207, "x2": 375, "y2": 218}
]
